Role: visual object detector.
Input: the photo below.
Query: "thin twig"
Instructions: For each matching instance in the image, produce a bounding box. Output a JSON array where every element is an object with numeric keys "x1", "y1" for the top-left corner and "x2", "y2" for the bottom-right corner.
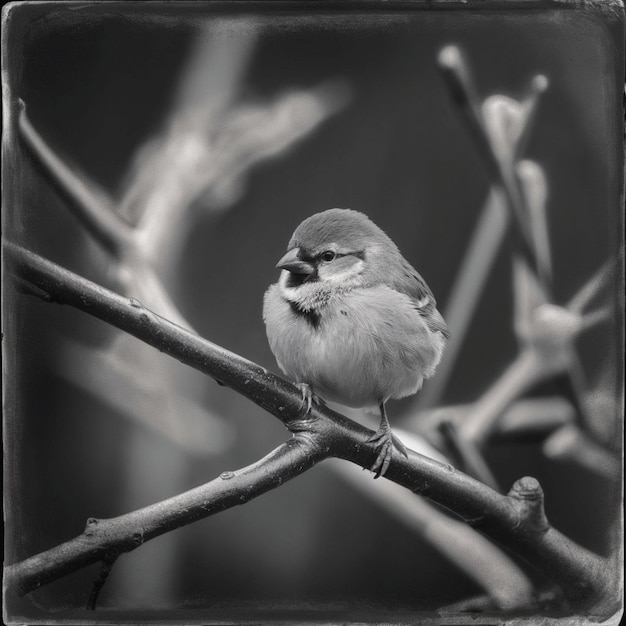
[
  {"x1": 86, "y1": 552, "x2": 118, "y2": 610},
  {"x1": 17, "y1": 101, "x2": 135, "y2": 257},
  {"x1": 3, "y1": 242, "x2": 617, "y2": 612},
  {"x1": 567, "y1": 252, "x2": 621, "y2": 314}
]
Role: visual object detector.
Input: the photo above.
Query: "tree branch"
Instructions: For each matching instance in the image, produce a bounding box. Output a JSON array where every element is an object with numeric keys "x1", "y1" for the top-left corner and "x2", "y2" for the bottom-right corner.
[
  {"x1": 413, "y1": 186, "x2": 509, "y2": 410},
  {"x1": 86, "y1": 553, "x2": 118, "y2": 610},
  {"x1": 437, "y1": 418, "x2": 501, "y2": 491},
  {"x1": 5, "y1": 436, "x2": 324, "y2": 599},
  {"x1": 3, "y1": 242, "x2": 617, "y2": 613},
  {"x1": 437, "y1": 46, "x2": 549, "y2": 287},
  {"x1": 17, "y1": 101, "x2": 135, "y2": 257}
]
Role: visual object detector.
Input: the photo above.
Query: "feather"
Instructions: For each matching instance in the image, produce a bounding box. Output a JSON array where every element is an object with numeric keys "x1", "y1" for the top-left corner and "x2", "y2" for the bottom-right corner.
[
  {"x1": 425, "y1": 307, "x2": 451, "y2": 340},
  {"x1": 390, "y1": 257, "x2": 451, "y2": 339}
]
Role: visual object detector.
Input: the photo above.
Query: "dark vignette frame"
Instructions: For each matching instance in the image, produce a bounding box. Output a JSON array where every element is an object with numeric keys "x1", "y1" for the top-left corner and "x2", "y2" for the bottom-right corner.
[{"x1": 2, "y1": 1, "x2": 624, "y2": 624}]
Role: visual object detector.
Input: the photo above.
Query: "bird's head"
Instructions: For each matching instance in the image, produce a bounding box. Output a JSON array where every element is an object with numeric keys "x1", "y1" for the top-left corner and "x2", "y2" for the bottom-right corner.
[{"x1": 275, "y1": 208, "x2": 401, "y2": 309}]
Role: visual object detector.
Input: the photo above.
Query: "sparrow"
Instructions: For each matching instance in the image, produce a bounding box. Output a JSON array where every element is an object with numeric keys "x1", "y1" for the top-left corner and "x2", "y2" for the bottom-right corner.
[{"x1": 263, "y1": 208, "x2": 449, "y2": 478}]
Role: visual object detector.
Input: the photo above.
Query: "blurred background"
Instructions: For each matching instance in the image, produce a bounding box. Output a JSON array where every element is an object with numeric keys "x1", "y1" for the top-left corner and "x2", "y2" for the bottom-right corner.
[{"x1": 3, "y1": 2, "x2": 623, "y2": 622}]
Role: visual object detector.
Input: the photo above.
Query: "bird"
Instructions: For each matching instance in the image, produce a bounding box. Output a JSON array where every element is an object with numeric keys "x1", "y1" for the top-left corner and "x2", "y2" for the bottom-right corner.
[{"x1": 263, "y1": 208, "x2": 449, "y2": 478}]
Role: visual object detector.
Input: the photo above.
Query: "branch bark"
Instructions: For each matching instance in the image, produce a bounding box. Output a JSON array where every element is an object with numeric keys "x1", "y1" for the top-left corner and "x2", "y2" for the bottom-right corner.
[
  {"x1": 3, "y1": 242, "x2": 618, "y2": 615},
  {"x1": 6, "y1": 437, "x2": 323, "y2": 599}
]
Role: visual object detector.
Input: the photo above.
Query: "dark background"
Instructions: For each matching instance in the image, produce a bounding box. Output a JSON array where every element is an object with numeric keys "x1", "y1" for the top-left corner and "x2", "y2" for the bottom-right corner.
[{"x1": 3, "y1": 1, "x2": 623, "y2": 622}]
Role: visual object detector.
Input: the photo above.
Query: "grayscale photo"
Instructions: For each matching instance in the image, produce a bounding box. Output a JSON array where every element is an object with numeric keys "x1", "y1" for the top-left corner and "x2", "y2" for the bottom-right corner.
[{"x1": 2, "y1": 1, "x2": 624, "y2": 624}]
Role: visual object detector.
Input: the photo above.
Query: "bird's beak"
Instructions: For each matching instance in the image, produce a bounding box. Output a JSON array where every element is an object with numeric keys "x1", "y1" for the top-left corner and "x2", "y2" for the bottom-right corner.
[{"x1": 276, "y1": 248, "x2": 315, "y2": 275}]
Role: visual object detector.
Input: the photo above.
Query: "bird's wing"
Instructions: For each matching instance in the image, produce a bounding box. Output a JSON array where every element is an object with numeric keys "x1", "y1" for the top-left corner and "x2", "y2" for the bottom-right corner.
[
  {"x1": 392, "y1": 258, "x2": 451, "y2": 340},
  {"x1": 423, "y1": 306, "x2": 450, "y2": 339}
]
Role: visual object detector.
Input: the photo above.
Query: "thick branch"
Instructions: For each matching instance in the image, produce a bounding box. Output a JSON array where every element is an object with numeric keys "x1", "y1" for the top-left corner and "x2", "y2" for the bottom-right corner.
[{"x1": 3, "y1": 242, "x2": 617, "y2": 613}]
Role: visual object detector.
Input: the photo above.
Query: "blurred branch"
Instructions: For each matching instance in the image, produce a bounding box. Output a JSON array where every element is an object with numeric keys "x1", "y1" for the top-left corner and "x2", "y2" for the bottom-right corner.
[
  {"x1": 567, "y1": 251, "x2": 621, "y2": 314},
  {"x1": 494, "y1": 396, "x2": 575, "y2": 441},
  {"x1": 119, "y1": 21, "x2": 262, "y2": 250},
  {"x1": 331, "y1": 459, "x2": 534, "y2": 610},
  {"x1": 459, "y1": 349, "x2": 544, "y2": 445},
  {"x1": 438, "y1": 45, "x2": 550, "y2": 288},
  {"x1": 60, "y1": 338, "x2": 234, "y2": 455},
  {"x1": 460, "y1": 255, "x2": 617, "y2": 446},
  {"x1": 440, "y1": 587, "x2": 562, "y2": 615},
  {"x1": 119, "y1": 256, "x2": 195, "y2": 329},
  {"x1": 17, "y1": 101, "x2": 135, "y2": 257},
  {"x1": 418, "y1": 396, "x2": 619, "y2": 482},
  {"x1": 415, "y1": 187, "x2": 508, "y2": 409},
  {"x1": 437, "y1": 418, "x2": 500, "y2": 490},
  {"x1": 414, "y1": 397, "x2": 575, "y2": 441},
  {"x1": 543, "y1": 424, "x2": 621, "y2": 480},
  {"x1": 436, "y1": 45, "x2": 619, "y2": 461},
  {"x1": 418, "y1": 49, "x2": 548, "y2": 410},
  {"x1": 4, "y1": 242, "x2": 618, "y2": 613},
  {"x1": 517, "y1": 160, "x2": 551, "y2": 281},
  {"x1": 17, "y1": 99, "x2": 193, "y2": 330}
]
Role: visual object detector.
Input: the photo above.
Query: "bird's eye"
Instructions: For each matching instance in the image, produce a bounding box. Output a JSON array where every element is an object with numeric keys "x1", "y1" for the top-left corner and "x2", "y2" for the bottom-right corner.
[{"x1": 320, "y1": 250, "x2": 336, "y2": 262}]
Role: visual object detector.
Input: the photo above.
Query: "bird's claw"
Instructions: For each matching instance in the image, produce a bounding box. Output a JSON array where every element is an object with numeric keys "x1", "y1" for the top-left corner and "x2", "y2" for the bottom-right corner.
[
  {"x1": 366, "y1": 428, "x2": 408, "y2": 478},
  {"x1": 370, "y1": 439, "x2": 392, "y2": 478},
  {"x1": 295, "y1": 383, "x2": 324, "y2": 416}
]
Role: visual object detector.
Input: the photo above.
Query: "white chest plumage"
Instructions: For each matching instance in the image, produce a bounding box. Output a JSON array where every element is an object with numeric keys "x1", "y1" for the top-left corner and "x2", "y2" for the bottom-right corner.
[{"x1": 263, "y1": 282, "x2": 444, "y2": 411}]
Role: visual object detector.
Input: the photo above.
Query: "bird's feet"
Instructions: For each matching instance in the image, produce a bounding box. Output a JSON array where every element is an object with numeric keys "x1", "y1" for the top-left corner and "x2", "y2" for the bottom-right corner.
[
  {"x1": 295, "y1": 383, "x2": 325, "y2": 416},
  {"x1": 365, "y1": 425, "x2": 408, "y2": 479}
]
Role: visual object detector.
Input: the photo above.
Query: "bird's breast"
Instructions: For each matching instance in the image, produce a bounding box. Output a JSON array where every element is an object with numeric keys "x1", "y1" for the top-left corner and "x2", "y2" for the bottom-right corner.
[{"x1": 263, "y1": 284, "x2": 445, "y2": 409}]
